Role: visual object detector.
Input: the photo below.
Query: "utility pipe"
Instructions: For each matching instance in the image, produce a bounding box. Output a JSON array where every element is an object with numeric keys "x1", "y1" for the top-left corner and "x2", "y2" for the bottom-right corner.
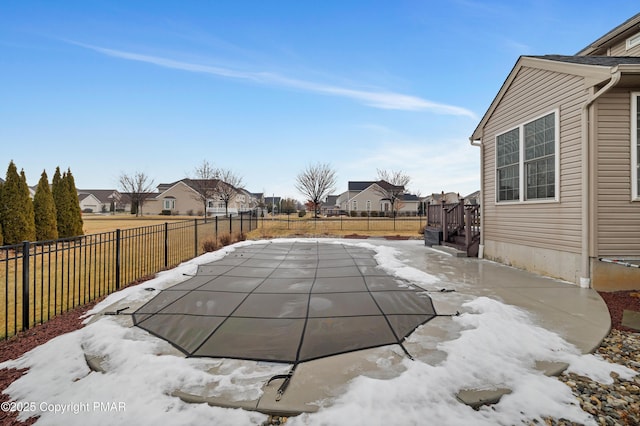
[
  {"x1": 470, "y1": 139, "x2": 484, "y2": 258},
  {"x1": 579, "y1": 70, "x2": 621, "y2": 288}
]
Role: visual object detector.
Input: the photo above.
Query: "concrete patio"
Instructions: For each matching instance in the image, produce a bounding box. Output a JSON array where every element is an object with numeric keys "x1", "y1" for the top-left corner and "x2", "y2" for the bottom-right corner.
[{"x1": 85, "y1": 238, "x2": 611, "y2": 415}]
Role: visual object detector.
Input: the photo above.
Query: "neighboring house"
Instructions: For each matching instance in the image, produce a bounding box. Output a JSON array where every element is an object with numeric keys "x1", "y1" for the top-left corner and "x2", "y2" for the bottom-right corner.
[
  {"x1": 145, "y1": 179, "x2": 255, "y2": 216},
  {"x1": 321, "y1": 195, "x2": 341, "y2": 216},
  {"x1": 470, "y1": 13, "x2": 640, "y2": 291},
  {"x1": 77, "y1": 189, "x2": 123, "y2": 213},
  {"x1": 78, "y1": 193, "x2": 102, "y2": 213},
  {"x1": 335, "y1": 181, "x2": 420, "y2": 216},
  {"x1": 422, "y1": 191, "x2": 464, "y2": 206}
]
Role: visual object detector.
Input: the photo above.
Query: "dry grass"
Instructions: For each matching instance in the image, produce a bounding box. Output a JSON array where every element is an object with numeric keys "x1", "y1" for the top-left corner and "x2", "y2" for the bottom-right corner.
[
  {"x1": 248, "y1": 216, "x2": 426, "y2": 239},
  {"x1": 82, "y1": 214, "x2": 196, "y2": 234}
]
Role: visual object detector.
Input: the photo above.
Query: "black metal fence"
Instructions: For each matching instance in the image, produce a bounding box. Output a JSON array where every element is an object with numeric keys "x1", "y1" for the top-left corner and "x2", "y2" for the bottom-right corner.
[
  {"x1": 257, "y1": 215, "x2": 430, "y2": 234},
  {"x1": 0, "y1": 213, "x2": 258, "y2": 339}
]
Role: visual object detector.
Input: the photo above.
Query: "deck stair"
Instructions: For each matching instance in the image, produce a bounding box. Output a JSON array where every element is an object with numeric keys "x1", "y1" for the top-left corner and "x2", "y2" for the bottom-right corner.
[{"x1": 423, "y1": 198, "x2": 480, "y2": 257}]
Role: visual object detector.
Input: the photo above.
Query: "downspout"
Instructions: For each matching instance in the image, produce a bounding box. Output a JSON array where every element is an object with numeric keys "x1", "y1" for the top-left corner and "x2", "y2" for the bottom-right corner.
[
  {"x1": 470, "y1": 138, "x2": 484, "y2": 258},
  {"x1": 579, "y1": 70, "x2": 621, "y2": 288}
]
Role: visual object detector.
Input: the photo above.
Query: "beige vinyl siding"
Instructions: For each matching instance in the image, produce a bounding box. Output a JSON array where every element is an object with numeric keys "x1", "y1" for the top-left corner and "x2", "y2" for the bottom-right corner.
[
  {"x1": 146, "y1": 183, "x2": 202, "y2": 215},
  {"x1": 608, "y1": 37, "x2": 640, "y2": 56},
  {"x1": 482, "y1": 66, "x2": 587, "y2": 254},
  {"x1": 594, "y1": 89, "x2": 640, "y2": 256}
]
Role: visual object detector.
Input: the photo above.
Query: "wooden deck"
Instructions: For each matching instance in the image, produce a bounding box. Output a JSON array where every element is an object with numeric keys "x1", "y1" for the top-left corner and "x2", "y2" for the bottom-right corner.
[{"x1": 423, "y1": 199, "x2": 480, "y2": 257}]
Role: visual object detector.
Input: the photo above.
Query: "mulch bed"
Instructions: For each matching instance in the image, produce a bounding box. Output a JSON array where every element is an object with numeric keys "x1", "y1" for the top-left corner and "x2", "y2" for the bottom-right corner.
[
  {"x1": 597, "y1": 290, "x2": 640, "y2": 332},
  {"x1": 0, "y1": 283, "x2": 638, "y2": 424},
  {"x1": 0, "y1": 301, "x2": 99, "y2": 425}
]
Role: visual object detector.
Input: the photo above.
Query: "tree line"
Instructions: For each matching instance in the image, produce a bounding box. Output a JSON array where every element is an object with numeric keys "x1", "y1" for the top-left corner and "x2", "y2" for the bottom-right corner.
[{"x1": 0, "y1": 161, "x2": 83, "y2": 246}]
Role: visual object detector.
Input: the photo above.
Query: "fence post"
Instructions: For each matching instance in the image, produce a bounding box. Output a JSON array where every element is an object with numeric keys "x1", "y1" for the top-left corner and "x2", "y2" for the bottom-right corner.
[
  {"x1": 163, "y1": 223, "x2": 168, "y2": 269},
  {"x1": 241, "y1": 213, "x2": 244, "y2": 234},
  {"x1": 229, "y1": 214, "x2": 233, "y2": 235},
  {"x1": 115, "y1": 229, "x2": 121, "y2": 290},
  {"x1": 194, "y1": 219, "x2": 198, "y2": 258},
  {"x1": 22, "y1": 241, "x2": 30, "y2": 331},
  {"x1": 215, "y1": 216, "x2": 218, "y2": 241}
]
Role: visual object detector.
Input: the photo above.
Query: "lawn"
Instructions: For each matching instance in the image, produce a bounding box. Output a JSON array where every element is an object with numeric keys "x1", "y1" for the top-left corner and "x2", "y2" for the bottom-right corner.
[{"x1": 82, "y1": 214, "x2": 198, "y2": 234}]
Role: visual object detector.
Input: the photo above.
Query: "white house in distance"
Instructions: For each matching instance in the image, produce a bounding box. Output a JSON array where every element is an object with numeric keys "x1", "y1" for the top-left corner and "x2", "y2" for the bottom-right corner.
[
  {"x1": 333, "y1": 181, "x2": 420, "y2": 216},
  {"x1": 77, "y1": 189, "x2": 124, "y2": 213}
]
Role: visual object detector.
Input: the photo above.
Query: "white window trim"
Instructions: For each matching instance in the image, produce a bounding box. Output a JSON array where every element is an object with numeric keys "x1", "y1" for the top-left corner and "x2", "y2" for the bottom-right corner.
[
  {"x1": 632, "y1": 92, "x2": 640, "y2": 201},
  {"x1": 627, "y1": 32, "x2": 640, "y2": 50},
  {"x1": 495, "y1": 124, "x2": 520, "y2": 203},
  {"x1": 495, "y1": 109, "x2": 560, "y2": 204}
]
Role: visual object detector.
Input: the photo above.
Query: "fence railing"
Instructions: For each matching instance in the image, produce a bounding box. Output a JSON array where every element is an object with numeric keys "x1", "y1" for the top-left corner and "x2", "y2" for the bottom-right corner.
[
  {"x1": 0, "y1": 213, "x2": 258, "y2": 339},
  {"x1": 256, "y1": 215, "x2": 430, "y2": 234}
]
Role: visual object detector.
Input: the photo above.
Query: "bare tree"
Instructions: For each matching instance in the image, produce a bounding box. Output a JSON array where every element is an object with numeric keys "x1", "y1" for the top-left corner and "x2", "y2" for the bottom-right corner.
[
  {"x1": 190, "y1": 160, "x2": 218, "y2": 217},
  {"x1": 214, "y1": 168, "x2": 244, "y2": 217},
  {"x1": 374, "y1": 169, "x2": 410, "y2": 217},
  {"x1": 119, "y1": 171, "x2": 155, "y2": 217},
  {"x1": 295, "y1": 162, "x2": 337, "y2": 218}
]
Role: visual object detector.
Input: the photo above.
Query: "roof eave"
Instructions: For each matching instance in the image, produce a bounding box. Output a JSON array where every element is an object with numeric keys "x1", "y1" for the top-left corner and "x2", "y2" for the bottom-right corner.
[{"x1": 470, "y1": 56, "x2": 614, "y2": 141}]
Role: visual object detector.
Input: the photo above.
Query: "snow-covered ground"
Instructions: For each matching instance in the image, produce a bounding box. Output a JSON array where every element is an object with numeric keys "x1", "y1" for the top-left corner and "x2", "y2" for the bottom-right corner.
[{"x1": 1, "y1": 239, "x2": 636, "y2": 426}]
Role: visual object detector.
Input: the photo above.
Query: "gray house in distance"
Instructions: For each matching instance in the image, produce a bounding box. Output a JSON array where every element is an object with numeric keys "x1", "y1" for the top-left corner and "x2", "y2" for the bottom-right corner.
[{"x1": 470, "y1": 13, "x2": 640, "y2": 291}]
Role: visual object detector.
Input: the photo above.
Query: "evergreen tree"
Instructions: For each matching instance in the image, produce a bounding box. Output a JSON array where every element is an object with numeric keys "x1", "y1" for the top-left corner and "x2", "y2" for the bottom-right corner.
[
  {"x1": 34, "y1": 170, "x2": 58, "y2": 241},
  {"x1": 0, "y1": 161, "x2": 36, "y2": 244},
  {"x1": 64, "y1": 168, "x2": 83, "y2": 236},
  {"x1": 52, "y1": 166, "x2": 72, "y2": 238}
]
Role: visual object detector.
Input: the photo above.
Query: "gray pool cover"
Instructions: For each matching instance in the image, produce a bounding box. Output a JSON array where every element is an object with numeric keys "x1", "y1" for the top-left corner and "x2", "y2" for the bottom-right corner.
[{"x1": 133, "y1": 241, "x2": 437, "y2": 363}]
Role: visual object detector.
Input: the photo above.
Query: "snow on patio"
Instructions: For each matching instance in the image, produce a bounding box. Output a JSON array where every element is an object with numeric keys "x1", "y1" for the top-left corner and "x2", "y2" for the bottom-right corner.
[{"x1": 0, "y1": 239, "x2": 636, "y2": 426}]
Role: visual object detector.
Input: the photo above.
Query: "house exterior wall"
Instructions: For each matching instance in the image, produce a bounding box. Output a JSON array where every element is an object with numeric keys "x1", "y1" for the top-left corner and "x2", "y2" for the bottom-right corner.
[
  {"x1": 591, "y1": 88, "x2": 640, "y2": 290},
  {"x1": 144, "y1": 181, "x2": 247, "y2": 216},
  {"x1": 480, "y1": 65, "x2": 588, "y2": 283},
  {"x1": 607, "y1": 36, "x2": 640, "y2": 56},
  {"x1": 79, "y1": 194, "x2": 102, "y2": 213},
  {"x1": 338, "y1": 186, "x2": 418, "y2": 215},
  {"x1": 145, "y1": 183, "x2": 202, "y2": 215}
]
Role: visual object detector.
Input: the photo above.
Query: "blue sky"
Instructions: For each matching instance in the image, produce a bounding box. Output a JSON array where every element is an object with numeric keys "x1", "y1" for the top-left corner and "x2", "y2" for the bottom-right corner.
[{"x1": 2, "y1": 2, "x2": 638, "y2": 201}]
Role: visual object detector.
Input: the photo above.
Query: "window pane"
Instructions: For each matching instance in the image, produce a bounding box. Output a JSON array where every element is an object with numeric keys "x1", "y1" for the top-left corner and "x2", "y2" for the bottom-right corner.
[
  {"x1": 524, "y1": 113, "x2": 555, "y2": 199},
  {"x1": 497, "y1": 128, "x2": 519, "y2": 168},
  {"x1": 497, "y1": 164, "x2": 519, "y2": 201}
]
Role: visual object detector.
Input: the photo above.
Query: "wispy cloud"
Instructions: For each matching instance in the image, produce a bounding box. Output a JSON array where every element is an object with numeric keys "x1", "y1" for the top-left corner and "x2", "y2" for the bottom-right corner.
[{"x1": 72, "y1": 42, "x2": 477, "y2": 119}]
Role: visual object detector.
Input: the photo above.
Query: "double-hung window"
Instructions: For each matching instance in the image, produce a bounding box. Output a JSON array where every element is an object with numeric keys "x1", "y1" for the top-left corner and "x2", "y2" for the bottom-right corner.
[
  {"x1": 496, "y1": 128, "x2": 520, "y2": 201},
  {"x1": 524, "y1": 113, "x2": 556, "y2": 200},
  {"x1": 632, "y1": 93, "x2": 640, "y2": 200},
  {"x1": 496, "y1": 110, "x2": 558, "y2": 203}
]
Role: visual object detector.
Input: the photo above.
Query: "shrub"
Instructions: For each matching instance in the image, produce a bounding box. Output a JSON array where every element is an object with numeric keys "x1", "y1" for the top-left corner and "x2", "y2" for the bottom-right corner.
[
  {"x1": 370, "y1": 211, "x2": 379, "y2": 217},
  {"x1": 360, "y1": 211, "x2": 368, "y2": 217},
  {"x1": 349, "y1": 211, "x2": 358, "y2": 217},
  {"x1": 202, "y1": 238, "x2": 220, "y2": 252},
  {"x1": 219, "y1": 233, "x2": 233, "y2": 246},
  {"x1": 237, "y1": 232, "x2": 247, "y2": 242},
  {"x1": 187, "y1": 209, "x2": 194, "y2": 216},
  {"x1": 298, "y1": 210, "x2": 306, "y2": 218},
  {"x1": 160, "y1": 210, "x2": 172, "y2": 216}
]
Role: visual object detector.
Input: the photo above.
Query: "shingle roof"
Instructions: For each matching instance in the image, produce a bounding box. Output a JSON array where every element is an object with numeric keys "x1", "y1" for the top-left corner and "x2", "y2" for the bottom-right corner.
[
  {"x1": 576, "y1": 13, "x2": 640, "y2": 55},
  {"x1": 529, "y1": 55, "x2": 640, "y2": 66},
  {"x1": 348, "y1": 181, "x2": 376, "y2": 191},
  {"x1": 348, "y1": 180, "x2": 404, "y2": 192},
  {"x1": 77, "y1": 189, "x2": 121, "y2": 204}
]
